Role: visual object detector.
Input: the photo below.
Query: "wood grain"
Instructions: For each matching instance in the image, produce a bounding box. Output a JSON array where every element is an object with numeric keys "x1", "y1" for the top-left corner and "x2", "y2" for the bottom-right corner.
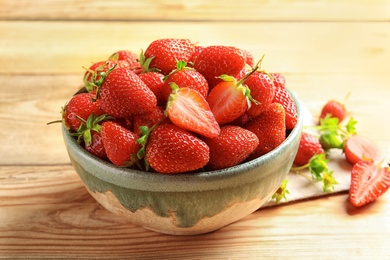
[
  {"x1": 1, "y1": 0, "x2": 389, "y2": 22},
  {"x1": 1, "y1": 165, "x2": 389, "y2": 259}
]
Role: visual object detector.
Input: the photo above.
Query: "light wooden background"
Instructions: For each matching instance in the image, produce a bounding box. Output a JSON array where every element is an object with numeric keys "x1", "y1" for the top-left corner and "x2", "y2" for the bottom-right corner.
[{"x1": 1, "y1": 1, "x2": 389, "y2": 259}]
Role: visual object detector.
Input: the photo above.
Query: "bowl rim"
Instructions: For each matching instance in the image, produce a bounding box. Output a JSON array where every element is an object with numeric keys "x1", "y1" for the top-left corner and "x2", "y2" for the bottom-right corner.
[{"x1": 63, "y1": 88, "x2": 303, "y2": 192}]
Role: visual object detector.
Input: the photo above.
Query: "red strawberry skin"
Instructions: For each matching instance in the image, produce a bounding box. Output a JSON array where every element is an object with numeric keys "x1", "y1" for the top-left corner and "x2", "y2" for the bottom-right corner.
[
  {"x1": 203, "y1": 125, "x2": 259, "y2": 170},
  {"x1": 63, "y1": 93, "x2": 104, "y2": 131},
  {"x1": 163, "y1": 68, "x2": 209, "y2": 101},
  {"x1": 273, "y1": 86, "x2": 298, "y2": 130},
  {"x1": 144, "y1": 38, "x2": 195, "y2": 75},
  {"x1": 293, "y1": 132, "x2": 325, "y2": 166},
  {"x1": 84, "y1": 131, "x2": 107, "y2": 160},
  {"x1": 145, "y1": 124, "x2": 210, "y2": 174},
  {"x1": 133, "y1": 106, "x2": 167, "y2": 135},
  {"x1": 245, "y1": 71, "x2": 276, "y2": 117},
  {"x1": 101, "y1": 121, "x2": 141, "y2": 166},
  {"x1": 349, "y1": 160, "x2": 390, "y2": 207},
  {"x1": 99, "y1": 67, "x2": 157, "y2": 118},
  {"x1": 319, "y1": 100, "x2": 346, "y2": 123},
  {"x1": 244, "y1": 103, "x2": 286, "y2": 159},
  {"x1": 108, "y1": 50, "x2": 140, "y2": 71},
  {"x1": 193, "y1": 45, "x2": 245, "y2": 88},
  {"x1": 138, "y1": 71, "x2": 166, "y2": 105}
]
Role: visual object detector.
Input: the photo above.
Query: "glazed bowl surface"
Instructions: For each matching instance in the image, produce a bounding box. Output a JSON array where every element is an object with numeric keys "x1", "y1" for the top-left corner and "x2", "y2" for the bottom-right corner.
[{"x1": 62, "y1": 90, "x2": 303, "y2": 235}]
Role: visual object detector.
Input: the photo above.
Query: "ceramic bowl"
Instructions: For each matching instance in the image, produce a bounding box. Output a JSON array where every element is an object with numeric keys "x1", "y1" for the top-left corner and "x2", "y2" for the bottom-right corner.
[{"x1": 62, "y1": 90, "x2": 303, "y2": 235}]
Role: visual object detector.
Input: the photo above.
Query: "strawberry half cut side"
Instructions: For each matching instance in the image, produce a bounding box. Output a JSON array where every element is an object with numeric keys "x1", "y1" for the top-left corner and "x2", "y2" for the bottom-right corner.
[{"x1": 349, "y1": 160, "x2": 390, "y2": 207}]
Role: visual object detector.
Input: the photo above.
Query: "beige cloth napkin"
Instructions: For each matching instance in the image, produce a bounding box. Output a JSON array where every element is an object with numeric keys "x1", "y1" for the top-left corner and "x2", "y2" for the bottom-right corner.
[{"x1": 262, "y1": 97, "x2": 352, "y2": 208}]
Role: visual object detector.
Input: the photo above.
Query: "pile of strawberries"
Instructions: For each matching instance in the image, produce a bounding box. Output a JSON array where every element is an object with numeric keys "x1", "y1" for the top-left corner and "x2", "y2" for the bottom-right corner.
[{"x1": 62, "y1": 38, "x2": 298, "y2": 174}]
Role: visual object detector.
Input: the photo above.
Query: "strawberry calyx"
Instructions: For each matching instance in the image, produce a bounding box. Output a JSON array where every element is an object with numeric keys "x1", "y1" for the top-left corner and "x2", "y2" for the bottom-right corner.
[
  {"x1": 138, "y1": 49, "x2": 160, "y2": 74},
  {"x1": 291, "y1": 153, "x2": 338, "y2": 192},
  {"x1": 83, "y1": 61, "x2": 117, "y2": 100},
  {"x1": 70, "y1": 113, "x2": 111, "y2": 146},
  {"x1": 314, "y1": 115, "x2": 358, "y2": 150}
]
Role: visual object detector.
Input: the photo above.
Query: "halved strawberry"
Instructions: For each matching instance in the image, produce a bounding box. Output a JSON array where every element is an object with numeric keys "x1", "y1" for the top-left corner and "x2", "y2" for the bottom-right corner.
[
  {"x1": 166, "y1": 84, "x2": 220, "y2": 138},
  {"x1": 344, "y1": 135, "x2": 383, "y2": 165},
  {"x1": 349, "y1": 160, "x2": 390, "y2": 207}
]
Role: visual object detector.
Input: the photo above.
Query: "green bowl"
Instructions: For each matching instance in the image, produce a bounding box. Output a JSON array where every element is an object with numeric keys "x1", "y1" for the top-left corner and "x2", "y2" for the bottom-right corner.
[{"x1": 62, "y1": 90, "x2": 303, "y2": 235}]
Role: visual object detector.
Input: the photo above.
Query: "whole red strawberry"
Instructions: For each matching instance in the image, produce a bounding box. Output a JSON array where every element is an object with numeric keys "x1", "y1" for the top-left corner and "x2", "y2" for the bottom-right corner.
[
  {"x1": 349, "y1": 160, "x2": 390, "y2": 207},
  {"x1": 85, "y1": 130, "x2": 107, "y2": 160},
  {"x1": 272, "y1": 86, "x2": 298, "y2": 130},
  {"x1": 270, "y1": 73, "x2": 286, "y2": 89},
  {"x1": 145, "y1": 123, "x2": 210, "y2": 174},
  {"x1": 244, "y1": 103, "x2": 286, "y2": 159},
  {"x1": 63, "y1": 93, "x2": 104, "y2": 131},
  {"x1": 166, "y1": 85, "x2": 220, "y2": 138},
  {"x1": 319, "y1": 100, "x2": 346, "y2": 123},
  {"x1": 163, "y1": 61, "x2": 209, "y2": 101},
  {"x1": 101, "y1": 121, "x2": 141, "y2": 166},
  {"x1": 188, "y1": 45, "x2": 205, "y2": 66},
  {"x1": 203, "y1": 125, "x2": 259, "y2": 170},
  {"x1": 293, "y1": 132, "x2": 325, "y2": 166},
  {"x1": 193, "y1": 45, "x2": 246, "y2": 88},
  {"x1": 244, "y1": 71, "x2": 275, "y2": 117},
  {"x1": 99, "y1": 67, "x2": 157, "y2": 118},
  {"x1": 144, "y1": 38, "x2": 195, "y2": 75}
]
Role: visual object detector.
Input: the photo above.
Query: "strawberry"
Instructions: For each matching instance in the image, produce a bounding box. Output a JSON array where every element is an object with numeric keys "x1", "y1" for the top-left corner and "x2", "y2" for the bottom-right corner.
[
  {"x1": 144, "y1": 38, "x2": 195, "y2": 75},
  {"x1": 241, "y1": 49, "x2": 254, "y2": 67},
  {"x1": 84, "y1": 130, "x2": 107, "y2": 160},
  {"x1": 188, "y1": 45, "x2": 205, "y2": 66},
  {"x1": 145, "y1": 123, "x2": 210, "y2": 174},
  {"x1": 344, "y1": 135, "x2": 383, "y2": 165},
  {"x1": 100, "y1": 121, "x2": 141, "y2": 166},
  {"x1": 108, "y1": 50, "x2": 141, "y2": 72},
  {"x1": 99, "y1": 67, "x2": 157, "y2": 118},
  {"x1": 166, "y1": 84, "x2": 220, "y2": 138},
  {"x1": 319, "y1": 100, "x2": 346, "y2": 123},
  {"x1": 293, "y1": 132, "x2": 325, "y2": 166},
  {"x1": 244, "y1": 103, "x2": 286, "y2": 159},
  {"x1": 349, "y1": 160, "x2": 390, "y2": 207},
  {"x1": 193, "y1": 45, "x2": 246, "y2": 89},
  {"x1": 138, "y1": 72, "x2": 166, "y2": 105},
  {"x1": 163, "y1": 61, "x2": 209, "y2": 101},
  {"x1": 272, "y1": 86, "x2": 298, "y2": 130},
  {"x1": 270, "y1": 73, "x2": 286, "y2": 89},
  {"x1": 202, "y1": 125, "x2": 259, "y2": 170},
  {"x1": 133, "y1": 106, "x2": 167, "y2": 136},
  {"x1": 63, "y1": 93, "x2": 104, "y2": 131},
  {"x1": 244, "y1": 71, "x2": 275, "y2": 117},
  {"x1": 206, "y1": 74, "x2": 256, "y2": 125}
]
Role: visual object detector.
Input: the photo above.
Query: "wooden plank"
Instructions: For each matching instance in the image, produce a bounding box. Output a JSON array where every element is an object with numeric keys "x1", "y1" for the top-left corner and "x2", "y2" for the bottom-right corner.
[
  {"x1": 0, "y1": 165, "x2": 389, "y2": 258},
  {"x1": 0, "y1": 0, "x2": 389, "y2": 22},
  {"x1": 1, "y1": 21, "x2": 389, "y2": 74}
]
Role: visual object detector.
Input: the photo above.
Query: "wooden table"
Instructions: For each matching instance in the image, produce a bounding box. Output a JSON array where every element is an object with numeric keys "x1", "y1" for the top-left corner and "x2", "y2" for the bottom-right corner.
[{"x1": 1, "y1": 1, "x2": 389, "y2": 259}]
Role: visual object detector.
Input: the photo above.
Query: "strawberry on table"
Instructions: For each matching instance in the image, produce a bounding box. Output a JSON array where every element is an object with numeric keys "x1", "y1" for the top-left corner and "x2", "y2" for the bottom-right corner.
[
  {"x1": 166, "y1": 84, "x2": 220, "y2": 138},
  {"x1": 202, "y1": 125, "x2": 259, "y2": 170},
  {"x1": 99, "y1": 67, "x2": 157, "y2": 118},
  {"x1": 349, "y1": 160, "x2": 390, "y2": 207},
  {"x1": 144, "y1": 38, "x2": 195, "y2": 75},
  {"x1": 145, "y1": 123, "x2": 210, "y2": 174},
  {"x1": 319, "y1": 100, "x2": 346, "y2": 123},
  {"x1": 193, "y1": 45, "x2": 246, "y2": 89},
  {"x1": 344, "y1": 135, "x2": 383, "y2": 165},
  {"x1": 244, "y1": 103, "x2": 286, "y2": 159},
  {"x1": 100, "y1": 121, "x2": 141, "y2": 167}
]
